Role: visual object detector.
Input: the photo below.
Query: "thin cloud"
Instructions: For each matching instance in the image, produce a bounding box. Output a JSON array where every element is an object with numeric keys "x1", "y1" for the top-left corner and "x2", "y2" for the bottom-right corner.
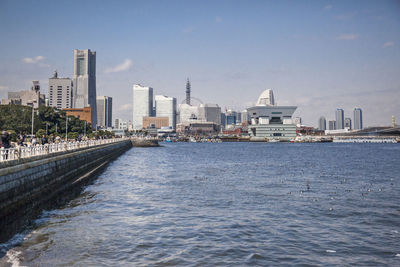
[
  {"x1": 0, "y1": 85, "x2": 9, "y2": 92},
  {"x1": 336, "y1": 34, "x2": 359, "y2": 40},
  {"x1": 216, "y1": 16, "x2": 222, "y2": 23},
  {"x1": 22, "y1": 56, "x2": 45, "y2": 64},
  {"x1": 118, "y1": 103, "x2": 132, "y2": 111},
  {"x1": 104, "y1": 59, "x2": 132, "y2": 73},
  {"x1": 324, "y1": 5, "x2": 332, "y2": 10},
  {"x1": 382, "y1": 41, "x2": 394, "y2": 48},
  {"x1": 182, "y1": 27, "x2": 194, "y2": 33}
]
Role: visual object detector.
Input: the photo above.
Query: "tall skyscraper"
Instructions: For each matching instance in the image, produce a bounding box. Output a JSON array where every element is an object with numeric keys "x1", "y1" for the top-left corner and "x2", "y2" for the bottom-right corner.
[
  {"x1": 318, "y1": 116, "x2": 326, "y2": 130},
  {"x1": 73, "y1": 49, "x2": 97, "y2": 126},
  {"x1": 353, "y1": 107, "x2": 363, "y2": 130},
  {"x1": 344, "y1": 117, "x2": 352, "y2": 129},
  {"x1": 132, "y1": 84, "x2": 153, "y2": 130},
  {"x1": 186, "y1": 78, "x2": 191, "y2": 105},
  {"x1": 48, "y1": 71, "x2": 73, "y2": 109},
  {"x1": 328, "y1": 120, "x2": 336, "y2": 130},
  {"x1": 155, "y1": 95, "x2": 177, "y2": 129},
  {"x1": 335, "y1": 108, "x2": 344, "y2": 129},
  {"x1": 96, "y1": 96, "x2": 112, "y2": 128}
]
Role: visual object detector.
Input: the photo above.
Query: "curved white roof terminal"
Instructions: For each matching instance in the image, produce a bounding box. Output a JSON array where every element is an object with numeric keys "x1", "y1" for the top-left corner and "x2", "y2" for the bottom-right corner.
[{"x1": 256, "y1": 89, "x2": 275, "y2": 106}]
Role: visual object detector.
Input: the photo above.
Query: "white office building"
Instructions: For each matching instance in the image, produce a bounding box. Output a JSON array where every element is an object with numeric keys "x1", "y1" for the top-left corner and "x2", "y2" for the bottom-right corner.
[
  {"x1": 155, "y1": 95, "x2": 177, "y2": 129},
  {"x1": 96, "y1": 96, "x2": 112, "y2": 128},
  {"x1": 132, "y1": 84, "x2": 153, "y2": 130},
  {"x1": 48, "y1": 71, "x2": 72, "y2": 109}
]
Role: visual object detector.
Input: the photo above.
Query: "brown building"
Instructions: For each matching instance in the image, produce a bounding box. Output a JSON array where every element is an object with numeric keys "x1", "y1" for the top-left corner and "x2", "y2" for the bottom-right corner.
[
  {"x1": 142, "y1": 117, "x2": 169, "y2": 129},
  {"x1": 64, "y1": 107, "x2": 92, "y2": 125}
]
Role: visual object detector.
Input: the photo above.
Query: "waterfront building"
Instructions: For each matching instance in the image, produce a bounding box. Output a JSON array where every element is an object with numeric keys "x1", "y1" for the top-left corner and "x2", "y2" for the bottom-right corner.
[
  {"x1": 114, "y1": 118, "x2": 128, "y2": 130},
  {"x1": 248, "y1": 89, "x2": 297, "y2": 140},
  {"x1": 293, "y1": 117, "x2": 302, "y2": 127},
  {"x1": 64, "y1": 107, "x2": 92, "y2": 125},
  {"x1": 199, "y1": 104, "x2": 221, "y2": 125},
  {"x1": 226, "y1": 110, "x2": 237, "y2": 127},
  {"x1": 178, "y1": 103, "x2": 200, "y2": 123},
  {"x1": 220, "y1": 113, "x2": 226, "y2": 129},
  {"x1": 2, "y1": 81, "x2": 45, "y2": 108},
  {"x1": 328, "y1": 120, "x2": 336, "y2": 130},
  {"x1": 318, "y1": 116, "x2": 326, "y2": 130},
  {"x1": 236, "y1": 112, "x2": 242, "y2": 124},
  {"x1": 96, "y1": 96, "x2": 112, "y2": 128},
  {"x1": 241, "y1": 110, "x2": 249, "y2": 125},
  {"x1": 335, "y1": 108, "x2": 344, "y2": 129},
  {"x1": 354, "y1": 108, "x2": 363, "y2": 130},
  {"x1": 143, "y1": 117, "x2": 169, "y2": 129},
  {"x1": 73, "y1": 49, "x2": 97, "y2": 127},
  {"x1": 155, "y1": 95, "x2": 177, "y2": 129},
  {"x1": 132, "y1": 84, "x2": 153, "y2": 130},
  {"x1": 48, "y1": 71, "x2": 73, "y2": 109},
  {"x1": 344, "y1": 117, "x2": 352, "y2": 130}
]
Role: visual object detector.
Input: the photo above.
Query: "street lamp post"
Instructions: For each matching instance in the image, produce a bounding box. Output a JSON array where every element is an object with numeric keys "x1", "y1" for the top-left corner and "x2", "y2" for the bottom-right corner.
[
  {"x1": 84, "y1": 121, "x2": 87, "y2": 137},
  {"x1": 31, "y1": 106, "x2": 34, "y2": 137},
  {"x1": 66, "y1": 116, "x2": 68, "y2": 141}
]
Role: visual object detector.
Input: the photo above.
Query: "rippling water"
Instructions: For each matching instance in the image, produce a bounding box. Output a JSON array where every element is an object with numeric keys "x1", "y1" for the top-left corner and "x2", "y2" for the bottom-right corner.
[{"x1": 1, "y1": 143, "x2": 400, "y2": 266}]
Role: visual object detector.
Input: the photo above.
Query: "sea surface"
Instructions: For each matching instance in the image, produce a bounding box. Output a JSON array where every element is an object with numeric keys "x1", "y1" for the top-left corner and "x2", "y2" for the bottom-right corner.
[{"x1": 1, "y1": 142, "x2": 400, "y2": 266}]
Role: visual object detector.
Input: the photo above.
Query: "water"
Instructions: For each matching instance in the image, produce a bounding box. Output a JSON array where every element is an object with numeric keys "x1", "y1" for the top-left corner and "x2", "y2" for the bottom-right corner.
[{"x1": 1, "y1": 143, "x2": 400, "y2": 266}]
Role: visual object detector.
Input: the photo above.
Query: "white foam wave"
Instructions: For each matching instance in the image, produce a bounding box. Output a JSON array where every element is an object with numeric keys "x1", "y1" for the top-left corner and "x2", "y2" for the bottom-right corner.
[
  {"x1": 5, "y1": 249, "x2": 26, "y2": 267},
  {"x1": 326, "y1": 250, "x2": 336, "y2": 253}
]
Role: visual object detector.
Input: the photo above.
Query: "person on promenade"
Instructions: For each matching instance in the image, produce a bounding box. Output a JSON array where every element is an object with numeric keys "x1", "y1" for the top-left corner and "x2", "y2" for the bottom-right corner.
[
  {"x1": 41, "y1": 135, "x2": 48, "y2": 145},
  {"x1": 1, "y1": 130, "x2": 11, "y2": 160},
  {"x1": 17, "y1": 134, "x2": 24, "y2": 146},
  {"x1": 31, "y1": 136, "x2": 37, "y2": 146}
]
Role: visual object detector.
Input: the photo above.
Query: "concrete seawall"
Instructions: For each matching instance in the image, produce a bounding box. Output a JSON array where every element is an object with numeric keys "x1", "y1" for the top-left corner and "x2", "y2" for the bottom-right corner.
[{"x1": 0, "y1": 140, "x2": 132, "y2": 242}]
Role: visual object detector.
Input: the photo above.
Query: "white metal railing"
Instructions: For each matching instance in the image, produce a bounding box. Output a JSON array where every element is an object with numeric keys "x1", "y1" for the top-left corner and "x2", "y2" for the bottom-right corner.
[{"x1": 0, "y1": 137, "x2": 129, "y2": 162}]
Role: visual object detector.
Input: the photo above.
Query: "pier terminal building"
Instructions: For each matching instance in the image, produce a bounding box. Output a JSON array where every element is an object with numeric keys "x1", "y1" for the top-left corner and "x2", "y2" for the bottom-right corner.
[{"x1": 248, "y1": 89, "x2": 297, "y2": 141}]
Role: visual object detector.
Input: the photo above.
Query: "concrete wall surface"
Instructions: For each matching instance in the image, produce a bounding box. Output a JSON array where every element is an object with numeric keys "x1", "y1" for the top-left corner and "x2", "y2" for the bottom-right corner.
[{"x1": 0, "y1": 140, "x2": 132, "y2": 240}]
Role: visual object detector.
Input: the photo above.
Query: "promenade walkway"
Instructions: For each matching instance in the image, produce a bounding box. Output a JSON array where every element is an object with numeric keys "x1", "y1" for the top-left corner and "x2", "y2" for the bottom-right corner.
[{"x1": 0, "y1": 138, "x2": 128, "y2": 163}]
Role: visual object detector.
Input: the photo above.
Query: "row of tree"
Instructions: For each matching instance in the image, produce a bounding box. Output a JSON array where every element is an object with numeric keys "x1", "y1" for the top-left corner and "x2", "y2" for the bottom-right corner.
[{"x1": 0, "y1": 105, "x2": 113, "y2": 141}]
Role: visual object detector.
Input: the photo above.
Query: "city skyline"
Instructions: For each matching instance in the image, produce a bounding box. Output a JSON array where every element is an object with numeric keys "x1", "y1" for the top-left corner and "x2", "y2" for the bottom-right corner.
[{"x1": 0, "y1": 0, "x2": 399, "y2": 127}]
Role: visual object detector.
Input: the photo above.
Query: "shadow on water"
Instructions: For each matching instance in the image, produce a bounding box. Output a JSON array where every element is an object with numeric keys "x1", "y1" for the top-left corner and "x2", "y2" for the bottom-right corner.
[{"x1": 0, "y1": 163, "x2": 110, "y2": 258}]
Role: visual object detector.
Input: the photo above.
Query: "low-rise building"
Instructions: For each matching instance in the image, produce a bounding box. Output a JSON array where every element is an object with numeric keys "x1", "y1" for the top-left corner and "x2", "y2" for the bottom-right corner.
[{"x1": 64, "y1": 107, "x2": 93, "y2": 125}]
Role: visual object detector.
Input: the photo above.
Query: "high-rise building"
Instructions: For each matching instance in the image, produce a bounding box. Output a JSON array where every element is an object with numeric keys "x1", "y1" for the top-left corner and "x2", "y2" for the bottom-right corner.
[
  {"x1": 96, "y1": 96, "x2": 112, "y2": 128},
  {"x1": 353, "y1": 108, "x2": 363, "y2": 130},
  {"x1": 73, "y1": 49, "x2": 97, "y2": 126},
  {"x1": 241, "y1": 110, "x2": 249, "y2": 124},
  {"x1": 344, "y1": 117, "x2": 352, "y2": 129},
  {"x1": 335, "y1": 108, "x2": 344, "y2": 129},
  {"x1": 199, "y1": 104, "x2": 221, "y2": 125},
  {"x1": 328, "y1": 120, "x2": 336, "y2": 130},
  {"x1": 220, "y1": 113, "x2": 226, "y2": 128},
  {"x1": 48, "y1": 71, "x2": 73, "y2": 109},
  {"x1": 155, "y1": 95, "x2": 177, "y2": 129},
  {"x1": 318, "y1": 116, "x2": 326, "y2": 130},
  {"x1": 132, "y1": 84, "x2": 153, "y2": 130}
]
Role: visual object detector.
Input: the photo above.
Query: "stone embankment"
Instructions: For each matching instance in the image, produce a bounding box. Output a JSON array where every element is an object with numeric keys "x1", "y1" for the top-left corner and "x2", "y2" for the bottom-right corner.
[{"x1": 0, "y1": 139, "x2": 132, "y2": 241}]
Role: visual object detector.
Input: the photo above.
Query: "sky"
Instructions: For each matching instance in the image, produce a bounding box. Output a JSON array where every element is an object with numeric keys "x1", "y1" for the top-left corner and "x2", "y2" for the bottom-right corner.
[{"x1": 0, "y1": 0, "x2": 399, "y2": 127}]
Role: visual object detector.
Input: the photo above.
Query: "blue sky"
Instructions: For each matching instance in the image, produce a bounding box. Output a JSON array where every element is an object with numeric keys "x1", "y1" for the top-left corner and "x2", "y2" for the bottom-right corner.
[{"x1": 0, "y1": 0, "x2": 399, "y2": 126}]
